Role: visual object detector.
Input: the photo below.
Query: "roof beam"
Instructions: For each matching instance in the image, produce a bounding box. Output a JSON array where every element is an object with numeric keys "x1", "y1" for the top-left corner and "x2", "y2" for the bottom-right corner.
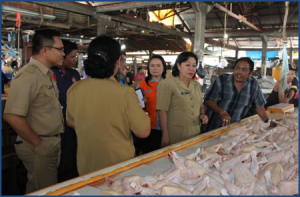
[
  {"x1": 174, "y1": 10, "x2": 191, "y2": 33},
  {"x1": 215, "y1": 12, "x2": 224, "y2": 28},
  {"x1": 161, "y1": 37, "x2": 183, "y2": 51},
  {"x1": 233, "y1": 38, "x2": 240, "y2": 48},
  {"x1": 213, "y1": 3, "x2": 263, "y2": 32},
  {"x1": 134, "y1": 38, "x2": 154, "y2": 51},
  {"x1": 2, "y1": 15, "x2": 70, "y2": 29},
  {"x1": 96, "y1": 2, "x2": 175, "y2": 13},
  {"x1": 278, "y1": 8, "x2": 284, "y2": 25},
  {"x1": 205, "y1": 38, "x2": 238, "y2": 50},
  {"x1": 205, "y1": 29, "x2": 298, "y2": 38},
  {"x1": 97, "y1": 14, "x2": 192, "y2": 38},
  {"x1": 237, "y1": 47, "x2": 298, "y2": 51},
  {"x1": 34, "y1": 2, "x2": 97, "y2": 18}
]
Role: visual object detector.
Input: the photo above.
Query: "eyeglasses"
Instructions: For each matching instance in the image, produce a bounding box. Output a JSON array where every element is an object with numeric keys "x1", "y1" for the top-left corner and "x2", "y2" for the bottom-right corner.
[
  {"x1": 234, "y1": 66, "x2": 249, "y2": 72},
  {"x1": 44, "y1": 46, "x2": 64, "y2": 52}
]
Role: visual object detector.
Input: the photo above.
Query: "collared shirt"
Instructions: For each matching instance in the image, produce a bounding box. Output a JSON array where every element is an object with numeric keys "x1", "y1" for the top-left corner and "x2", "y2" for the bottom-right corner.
[
  {"x1": 4, "y1": 58, "x2": 64, "y2": 136},
  {"x1": 66, "y1": 76, "x2": 150, "y2": 175},
  {"x1": 138, "y1": 78, "x2": 163, "y2": 130},
  {"x1": 51, "y1": 67, "x2": 80, "y2": 124},
  {"x1": 156, "y1": 76, "x2": 203, "y2": 144},
  {"x1": 204, "y1": 74, "x2": 266, "y2": 132}
]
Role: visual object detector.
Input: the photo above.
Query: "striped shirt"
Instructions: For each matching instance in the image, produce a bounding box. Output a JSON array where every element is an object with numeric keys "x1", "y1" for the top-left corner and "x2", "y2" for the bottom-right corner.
[{"x1": 204, "y1": 74, "x2": 266, "y2": 132}]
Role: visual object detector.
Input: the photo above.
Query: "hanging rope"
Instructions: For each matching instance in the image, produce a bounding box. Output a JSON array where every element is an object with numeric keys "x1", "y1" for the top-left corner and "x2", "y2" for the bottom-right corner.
[
  {"x1": 221, "y1": 2, "x2": 228, "y2": 58},
  {"x1": 282, "y1": 2, "x2": 289, "y2": 43}
]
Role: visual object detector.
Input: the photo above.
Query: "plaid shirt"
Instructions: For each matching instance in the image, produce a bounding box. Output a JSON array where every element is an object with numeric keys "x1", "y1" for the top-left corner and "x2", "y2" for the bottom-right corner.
[{"x1": 203, "y1": 74, "x2": 266, "y2": 132}]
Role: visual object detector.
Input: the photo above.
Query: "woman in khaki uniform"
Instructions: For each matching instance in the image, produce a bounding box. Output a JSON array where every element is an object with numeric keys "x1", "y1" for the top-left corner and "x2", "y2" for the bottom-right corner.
[
  {"x1": 156, "y1": 52, "x2": 208, "y2": 147},
  {"x1": 66, "y1": 35, "x2": 150, "y2": 175}
]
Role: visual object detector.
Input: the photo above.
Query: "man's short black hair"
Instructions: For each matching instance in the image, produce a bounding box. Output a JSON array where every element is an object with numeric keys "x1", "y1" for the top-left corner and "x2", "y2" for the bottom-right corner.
[
  {"x1": 137, "y1": 66, "x2": 143, "y2": 71},
  {"x1": 234, "y1": 57, "x2": 254, "y2": 72},
  {"x1": 289, "y1": 64, "x2": 296, "y2": 71},
  {"x1": 32, "y1": 29, "x2": 61, "y2": 56},
  {"x1": 62, "y1": 40, "x2": 78, "y2": 57}
]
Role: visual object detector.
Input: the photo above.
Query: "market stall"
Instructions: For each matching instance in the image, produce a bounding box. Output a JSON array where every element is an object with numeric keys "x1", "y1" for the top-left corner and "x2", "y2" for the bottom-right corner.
[{"x1": 28, "y1": 108, "x2": 298, "y2": 196}]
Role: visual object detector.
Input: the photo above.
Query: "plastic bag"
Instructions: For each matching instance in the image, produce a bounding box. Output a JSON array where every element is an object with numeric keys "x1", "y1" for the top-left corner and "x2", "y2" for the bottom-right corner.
[{"x1": 197, "y1": 61, "x2": 206, "y2": 79}]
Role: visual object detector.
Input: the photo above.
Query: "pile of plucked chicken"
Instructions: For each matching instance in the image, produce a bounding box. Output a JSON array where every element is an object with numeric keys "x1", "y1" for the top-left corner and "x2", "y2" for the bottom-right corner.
[{"x1": 100, "y1": 111, "x2": 298, "y2": 195}]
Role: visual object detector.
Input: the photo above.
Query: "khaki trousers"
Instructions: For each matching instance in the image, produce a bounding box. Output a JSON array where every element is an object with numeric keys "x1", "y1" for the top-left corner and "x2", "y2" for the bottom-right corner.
[{"x1": 14, "y1": 136, "x2": 61, "y2": 194}]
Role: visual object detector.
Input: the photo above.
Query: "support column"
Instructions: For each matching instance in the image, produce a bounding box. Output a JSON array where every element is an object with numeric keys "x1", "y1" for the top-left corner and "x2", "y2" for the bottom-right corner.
[
  {"x1": 78, "y1": 53, "x2": 84, "y2": 76},
  {"x1": 97, "y1": 17, "x2": 107, "y2": 36},
  {"x1": 149, "y1": 50, "x2": 153, "y2": 59},
  {"x1": 133, "y1": 58, "x2": 137, "y2": 77},
  {"x1": 260, "y1": 34, "x2": 268, "y2": 76},
  {"x1": 191, "y1": 2, "x2": 212, "y2": 61}
]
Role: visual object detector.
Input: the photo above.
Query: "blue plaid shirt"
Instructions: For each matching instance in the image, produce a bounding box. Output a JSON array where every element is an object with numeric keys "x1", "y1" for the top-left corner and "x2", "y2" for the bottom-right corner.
[{"x1": 204, "y1": 74, "x2": 266, "y2": 132}]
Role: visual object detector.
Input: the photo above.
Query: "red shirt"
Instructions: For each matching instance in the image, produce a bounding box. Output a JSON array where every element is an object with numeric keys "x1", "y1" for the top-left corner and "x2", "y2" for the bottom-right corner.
[{"x1": 134, "y1": 74, "x2": 146, "y2": 81}]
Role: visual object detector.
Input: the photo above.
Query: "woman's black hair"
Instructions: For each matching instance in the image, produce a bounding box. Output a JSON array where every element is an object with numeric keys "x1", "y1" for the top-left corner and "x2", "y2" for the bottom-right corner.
[
  {"x1": 145, "y1": 55, "x2": 167, "y2": 86},
  {"x1": 172, "y1": 52, "x2": 198, "y2": 77},
  {"x1": 84, "y1": 35, "x2": 121, "y2": 79}
]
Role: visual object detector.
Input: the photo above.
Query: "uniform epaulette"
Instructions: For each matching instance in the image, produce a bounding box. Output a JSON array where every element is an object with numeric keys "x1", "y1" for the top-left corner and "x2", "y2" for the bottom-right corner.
[{"x1": 24, "y1": 64, "x2": 36, "y2": 73}]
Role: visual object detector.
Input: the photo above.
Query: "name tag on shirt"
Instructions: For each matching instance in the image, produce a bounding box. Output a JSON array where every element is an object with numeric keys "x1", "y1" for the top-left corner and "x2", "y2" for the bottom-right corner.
[{"x1": 181, "y1": 92, "x2": 189, "y2": 95}]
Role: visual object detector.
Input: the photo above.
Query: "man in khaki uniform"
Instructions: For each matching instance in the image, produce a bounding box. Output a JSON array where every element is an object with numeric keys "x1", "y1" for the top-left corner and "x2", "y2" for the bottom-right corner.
[{"x1": 3, "y1": 29, "x2": 65, "y2": 193}]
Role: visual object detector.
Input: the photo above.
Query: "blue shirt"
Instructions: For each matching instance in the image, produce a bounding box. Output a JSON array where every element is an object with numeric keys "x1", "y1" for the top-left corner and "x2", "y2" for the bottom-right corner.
[
  {"x1": 118, "y1": 74, "x2": 128, "y2": 85},
  {"x1": 51, "y1": 67, "x2": 81, "y2": 124},
  {"x1": 204, "y1": 74, "x2": 266, "y2": 132}
]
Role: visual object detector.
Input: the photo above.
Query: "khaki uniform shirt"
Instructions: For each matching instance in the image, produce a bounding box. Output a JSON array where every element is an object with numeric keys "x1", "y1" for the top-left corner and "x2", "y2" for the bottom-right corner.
[
  {"x1": 66, "y1": 76, "x2": 150, "y2": 175},
  {"x1": 4, "y1": 58, "x2": 64, "y2": 137},
  {"x1": 156, "y1": 76, "x2": 203, "y2": 144}
]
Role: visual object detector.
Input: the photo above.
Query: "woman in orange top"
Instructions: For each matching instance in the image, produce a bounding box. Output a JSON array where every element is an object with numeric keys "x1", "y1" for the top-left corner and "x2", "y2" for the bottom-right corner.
[{"x1": 136, "y1": 55, "x2": 167, "y2": 154}]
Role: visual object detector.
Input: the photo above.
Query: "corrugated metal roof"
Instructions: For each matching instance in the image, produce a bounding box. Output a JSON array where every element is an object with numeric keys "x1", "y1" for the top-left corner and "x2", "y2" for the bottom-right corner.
[{"x1": 1, "y1": 1, "x2": 298, "y2": 53}]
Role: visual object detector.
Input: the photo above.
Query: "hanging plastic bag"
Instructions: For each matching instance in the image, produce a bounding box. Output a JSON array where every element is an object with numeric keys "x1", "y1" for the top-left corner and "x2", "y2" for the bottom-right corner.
[{"x1": 197, "y1": 61, "x2": 206, "y2": 79}]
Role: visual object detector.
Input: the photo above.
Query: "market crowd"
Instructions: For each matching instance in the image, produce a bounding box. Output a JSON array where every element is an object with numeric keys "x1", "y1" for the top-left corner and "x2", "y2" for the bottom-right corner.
[{"x1": 3, "y1": 29, "x2": 298, "y2": 193}]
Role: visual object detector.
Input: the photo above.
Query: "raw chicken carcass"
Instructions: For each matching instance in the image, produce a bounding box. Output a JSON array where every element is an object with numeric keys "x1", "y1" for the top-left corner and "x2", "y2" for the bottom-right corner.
[
  {"x1": 253, "y1": 180, "x2": 271, "y2": 195},
  {"x1": 99, "y1": 189, "x2": 125, "y2": 195},
  {"x1": 160, "y1": 185, "x2": 192, "y2": 195},
  {"x1": 259, "y1": 162, "x2": 284, "y2": 186},
  {"x1": 233, "y1": 162, "x2": 256, "y2": 187},
  {"x1": 204, "y1": 143, "x2": 223, "y2": 153},
  {"x1": 277, "y1": 180, "x2": 298, "y2": 195},
  {"x1": 107, "y1": 175, "x2": 142, "y2": 192},
  {"x1": 184, "y1": 159, "x2": 207, "y2": 178},
  {"x1": 198, "y1": 187, "x2": 219, "y2": 195}
]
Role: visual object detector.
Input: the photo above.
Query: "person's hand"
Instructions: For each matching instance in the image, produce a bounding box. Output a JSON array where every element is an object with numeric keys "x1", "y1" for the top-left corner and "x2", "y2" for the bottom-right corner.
[
  {"x1": 269, "y1": 120, "x2": 278, "y2": 127},
  {"x1": 221, "y1": 111, "x2": 231, "y2": 127},
  {"x1": 200, "y1": 114, "x2": 208, "y2": 124},
  {"x1": 283, "y1": 98, "x2": 290, "y2": 103},
  {"x1": 33, "y1": 139, "x2": 42, "y2": 154},
  {"x1": 161, "y1": 133, "x2": 170, "y2": 147},
  {"x1": 142, "y1": 95, "x2": 148, "y2": 103}
]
